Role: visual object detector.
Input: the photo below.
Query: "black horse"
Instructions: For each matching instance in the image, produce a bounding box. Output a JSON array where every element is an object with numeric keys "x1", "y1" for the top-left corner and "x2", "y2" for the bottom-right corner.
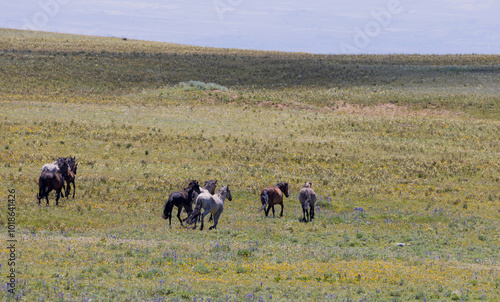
[
  {"x1": 37, "y1": 158, "x2": 69, "y2": 206},
  {"x1": 162, "y1": 180, "x2": 201, "y2": 228}
]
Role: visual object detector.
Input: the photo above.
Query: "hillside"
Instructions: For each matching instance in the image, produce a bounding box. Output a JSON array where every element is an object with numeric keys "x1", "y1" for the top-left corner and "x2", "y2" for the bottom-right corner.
[{"x1": 1, "y1": 28, "x2": 500, "y2": 118}]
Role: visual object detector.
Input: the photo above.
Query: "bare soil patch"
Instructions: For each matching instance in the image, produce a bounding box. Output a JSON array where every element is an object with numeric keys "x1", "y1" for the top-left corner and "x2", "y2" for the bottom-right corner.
[{"x1": 329, "y1": 100, "x2": 463, "y2": 118}]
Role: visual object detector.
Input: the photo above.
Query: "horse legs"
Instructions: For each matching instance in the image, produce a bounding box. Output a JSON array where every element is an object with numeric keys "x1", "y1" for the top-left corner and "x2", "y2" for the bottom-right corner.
[
  {"x1": 65, "y1": 181, "x2": 71, "y2": 198},
  {"x1": 45, "y1": 188, "x2": 52, "y2": 206},
  {"x1": 176, "y1": 206, "x2": 184, "y2": 227},
  {"x1": 279, "y1": 203, "x2": 283, "y2": 217},
  {"x1": 264, "y1": 204, "x2": 271, "y2": 217},
  {"x1": 200, "y1": 209, "x2": 210, "y2": 231},
  {"x1": 271, "y1": 205, "x2": 276, "y2": 217},
  {"x1": 199, "y1": 214, "x2": 205, "y2": 231},
  {"x1": 310, "y1": 207, "x2": 315, "y2": 220},
  {"x1": 61, "y1": 183, "x2": 67, "y2": 199},
  {"x1": 71, "y1": 181, "x2": 75, "y2": 199},
  {"x1": 55, "y1": 189, "x2": 61, "y2": 206},
  {"x1": 209, "y1": 211, "x2": 221, "y2": 230}
]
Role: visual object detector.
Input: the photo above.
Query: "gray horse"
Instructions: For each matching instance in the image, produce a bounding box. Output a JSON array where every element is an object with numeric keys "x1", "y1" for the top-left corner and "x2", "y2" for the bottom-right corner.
[
  {"x1": 298, "y1": 182, "x2": 317, "y2": 222},
  {"x1": 186, "y1": 185, "x2": 232, "y2": 230}
]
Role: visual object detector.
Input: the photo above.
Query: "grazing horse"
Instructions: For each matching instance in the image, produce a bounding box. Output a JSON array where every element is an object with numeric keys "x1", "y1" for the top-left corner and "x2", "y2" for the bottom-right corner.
[
  {"x1": 186, "y1": 185, "x2": 232, "y2": 230},
  {"x1": 299, "y1": 182, "x2": 317, "y2": 222},
  {"x1": 162, "y1": 180, "x2": 201, "y2": 228},
  {"x1": 260, "y1": 182, "x2": 289, "y2": 217},
  {"x1": 37, "y1": 160, "x2": 69, "y2": 206}
]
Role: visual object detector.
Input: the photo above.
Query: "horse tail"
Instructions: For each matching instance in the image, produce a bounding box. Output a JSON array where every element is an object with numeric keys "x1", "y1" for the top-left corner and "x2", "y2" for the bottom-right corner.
[
  {"x1": 186, "y1": 197, "x2": 203, "y2": 225},
  {"x1": 260, "y1": 189, "x2": 269, "y2": 211},
  {"x1": 304, "y1": 190, "x2": 311, "y2": 209},
  {"x1": 303, "y1": 198, "x2": 310, "y2": 211},
  {"x1": 38, "y1": 174, "x2": 48, "y2": 199},
  {"x1": 162, "y1": 196, "x2": 174, "y2": 220}
]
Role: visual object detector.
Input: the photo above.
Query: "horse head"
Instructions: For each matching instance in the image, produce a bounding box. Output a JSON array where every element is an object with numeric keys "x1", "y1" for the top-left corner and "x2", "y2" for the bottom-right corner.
[
  {"x1": 277, "y1": 182, "x2": 289, "y2": 198},
  {"x1": 56, "y1": 158, "x2": 69, "y2": 175},
  {"x1": 203, "y1": 179, "x2": 217, "y2": 195},
  {"x1": 186, "y1": 181, "x2": 201, "y2": 200},
  {"x1": 221, "y1": 185, "x2": 232, "y2": 201}
]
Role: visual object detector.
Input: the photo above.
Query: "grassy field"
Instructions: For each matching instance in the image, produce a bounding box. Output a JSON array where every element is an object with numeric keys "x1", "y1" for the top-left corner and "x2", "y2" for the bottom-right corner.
[{"x1": 1, "y1": 28, "x2": 499, "y2": 301}]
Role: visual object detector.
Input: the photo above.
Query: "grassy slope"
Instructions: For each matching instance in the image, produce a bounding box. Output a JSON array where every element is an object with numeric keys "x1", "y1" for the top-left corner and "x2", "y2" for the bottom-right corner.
[{"x1": 1, "y1": 29, "x2": 499, "y2": 301}]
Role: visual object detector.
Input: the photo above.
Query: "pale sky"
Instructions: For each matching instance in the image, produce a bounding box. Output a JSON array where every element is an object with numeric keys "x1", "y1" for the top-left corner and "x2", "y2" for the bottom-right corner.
[{"x1": 1, "y1": 0, "x2": 499, "y2": 54}]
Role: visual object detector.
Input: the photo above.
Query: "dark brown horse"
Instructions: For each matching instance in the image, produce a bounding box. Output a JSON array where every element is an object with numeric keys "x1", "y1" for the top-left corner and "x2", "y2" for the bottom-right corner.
[
  {"x1": 260, "y1": 182, "x2": 289, "y2": 217},
  {"x1": 37, "y1": 158, "x2": 69, "y2": 206},
  {"x1": 162, "y1": 180, "x2": 201, "y2": 228},
  {"x1": 64, "y1": 157, "x2": 77, "y2": 198}
]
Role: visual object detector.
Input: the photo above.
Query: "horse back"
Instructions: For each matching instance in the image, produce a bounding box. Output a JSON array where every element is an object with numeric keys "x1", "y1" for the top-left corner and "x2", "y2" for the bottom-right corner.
[
  {"x1": 261, "y1": 187, "x2": 283, "y2": 205},
  {"x1": 168, "y1": 191, "x2": 187, "y2": 204},
  {"x1": 40, "y1": 171, "x2": 64, "y2": 189},
  {"x1": 299, "y1": 187, "x2": 317, "y2": 205},
  {"x1": 41, "y1": 163, "x2": 59, "y2": 173}
]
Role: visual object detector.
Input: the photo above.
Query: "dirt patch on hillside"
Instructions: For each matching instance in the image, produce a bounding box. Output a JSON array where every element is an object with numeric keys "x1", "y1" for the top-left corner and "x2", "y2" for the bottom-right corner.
[
  {"x1": 195, "y1": 90, "x2": 239, "y2": 104},
  {"x1": 256, "y1": 99, "x2": 462, "y2": 118},
  {"x1": 328, "y1": 100, "x2": 463, "y2": 118}
]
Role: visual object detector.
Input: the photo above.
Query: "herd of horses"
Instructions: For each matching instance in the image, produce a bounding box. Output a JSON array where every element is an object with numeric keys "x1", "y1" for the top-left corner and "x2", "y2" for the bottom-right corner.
[
  {"x1": 161, "y1": 179, "x2": 317, "y2": 230},
  {"x1": 37, "y1": 156, "x2": 318, "y2": 230}
]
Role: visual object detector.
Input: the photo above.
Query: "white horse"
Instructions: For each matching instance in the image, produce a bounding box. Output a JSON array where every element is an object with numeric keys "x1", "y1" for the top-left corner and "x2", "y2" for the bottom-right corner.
[
  {"x1": 41, "y1": 161, "x2": 61, "y2": 173},
  {"x1": 299, "y1": 182, "x2": 317, "y2": 222},
  {"x1": 186, "y1": 185, "x2": 232, "y2": 230}
]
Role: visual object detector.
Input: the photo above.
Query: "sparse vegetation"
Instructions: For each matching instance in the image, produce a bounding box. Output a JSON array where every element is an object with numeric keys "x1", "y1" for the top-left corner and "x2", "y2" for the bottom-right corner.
[{"x1": 0, "y1": 29, "x2": 499, "y2": 301}]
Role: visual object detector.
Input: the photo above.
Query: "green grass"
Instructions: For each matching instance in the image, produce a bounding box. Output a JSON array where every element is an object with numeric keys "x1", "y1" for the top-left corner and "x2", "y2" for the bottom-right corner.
[{"x1": 0, "y1": 28, "x2": 499, "y2": 301}]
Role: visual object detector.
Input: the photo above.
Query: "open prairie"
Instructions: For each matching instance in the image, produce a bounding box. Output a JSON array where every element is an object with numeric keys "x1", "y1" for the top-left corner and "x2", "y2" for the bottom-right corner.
[{"x1": 1, "y1": 29, "x2": 499, "y2": 301}]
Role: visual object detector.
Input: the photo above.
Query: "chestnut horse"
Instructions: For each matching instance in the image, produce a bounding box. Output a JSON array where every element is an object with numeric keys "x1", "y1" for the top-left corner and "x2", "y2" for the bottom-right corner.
[
  {"x1": 162, "y1": 180, "x2": 201, "y2": 228},
  {"x1": 260, "y1": 182, "x2": 289, "y2": 217},
  {"x1": 299, "y1": 182, "x2": 317, "y2": 222}
]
